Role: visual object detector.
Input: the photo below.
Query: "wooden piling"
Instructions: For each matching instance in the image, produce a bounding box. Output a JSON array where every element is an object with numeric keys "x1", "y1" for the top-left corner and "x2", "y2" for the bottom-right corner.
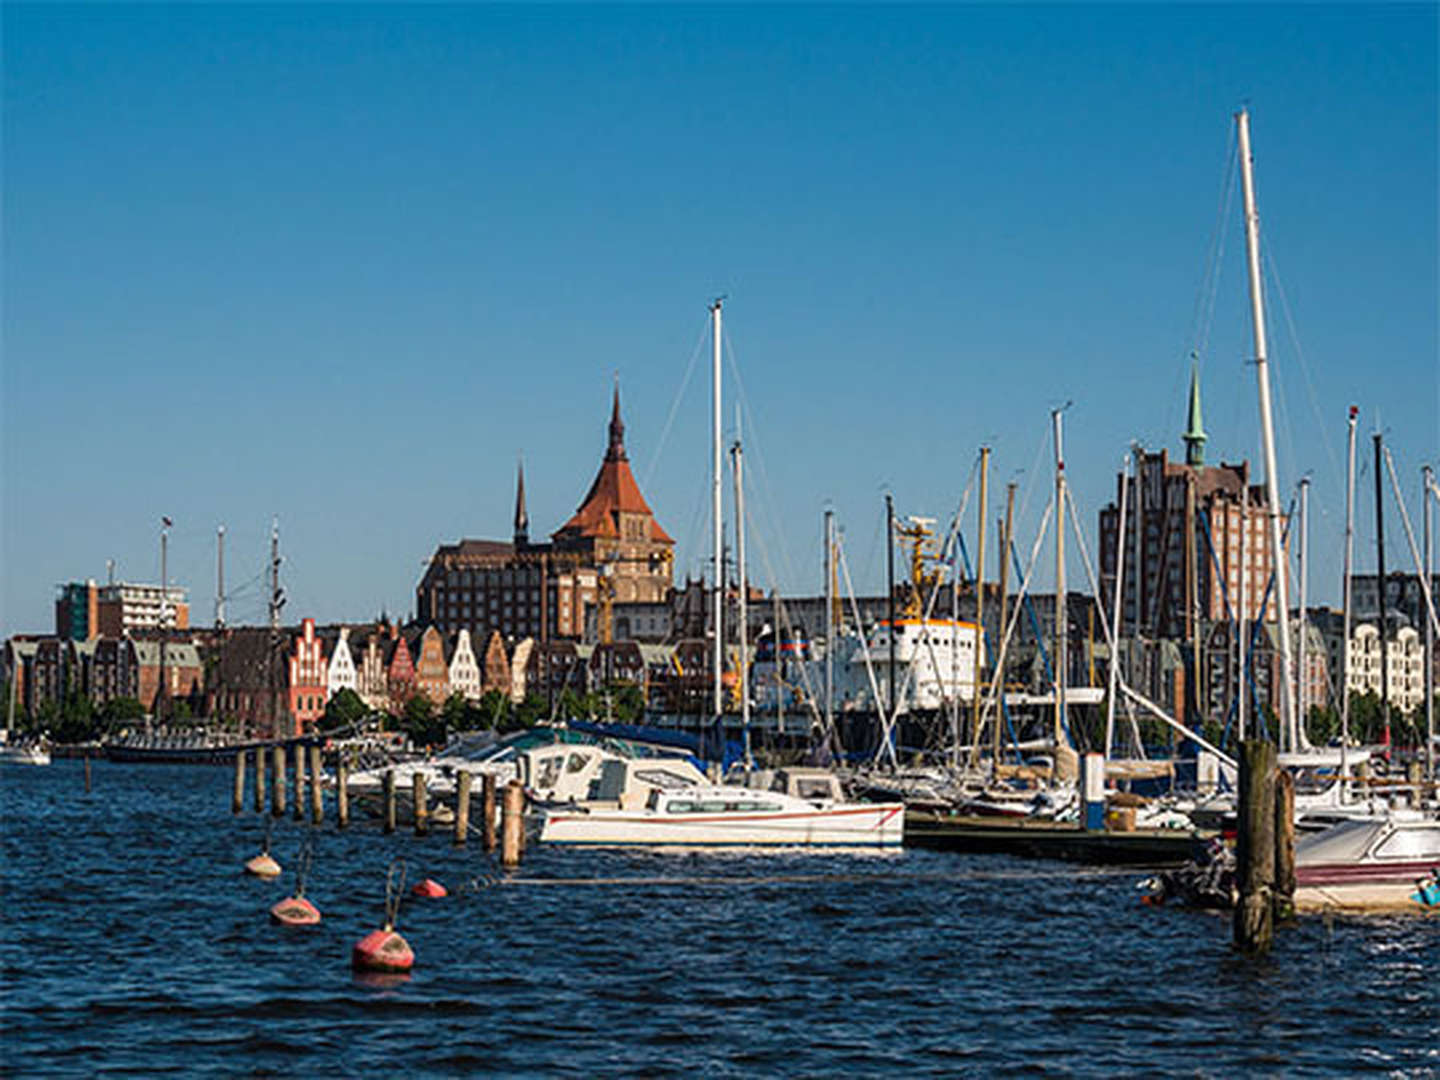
[
  {"x1": 482, "y1": 772, "x2": 497, "y2": 852},
  {"x1": 255, "y1": 746, "x2": 267, "y2": 813},
  {"x1": 232, "y1": 750, "x2": 245, "y2": 814},
  {"x1": 1407, "y1": 760, "x2": 1423, "y2": 806},
  {"x1": 336, "y1": 757, "x2": 350, "y2": 829},
  {"x1": 309, "y1": 744, "x2": 323, "y2": 825},
  {"x1": 272, "y1": 745, "x2": 287, "y2": 817},
  {"x1": 1273, "y1": 768, "x2": 1296, "y2": 923},
  {"x1": 84, "y1": 753, "x2": 92, "y2": 794},
  {"x1": 1233, "y1": 739, "x2": 1277, "y2": 954},
  {"x1": 293, "y1": 743, "x2": 307, "y2": 821},
  {"x1": 383, "y1": 768, "x2": 396, "y2": 834},
  {"x1": 454, "y1": 771, "x2": 472, "y2": 845},
  {"x1": 414, "y1": 772, "x2": 429, "y2": 836},
  {"x1": 501, "y1": 780, "x2": 524, "y2": 868}
]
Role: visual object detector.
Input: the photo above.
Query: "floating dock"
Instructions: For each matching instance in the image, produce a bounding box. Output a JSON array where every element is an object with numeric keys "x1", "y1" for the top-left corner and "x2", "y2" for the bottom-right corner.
[{"x1": 904, "y1": 809, "x2": 1215, "y2": 866}]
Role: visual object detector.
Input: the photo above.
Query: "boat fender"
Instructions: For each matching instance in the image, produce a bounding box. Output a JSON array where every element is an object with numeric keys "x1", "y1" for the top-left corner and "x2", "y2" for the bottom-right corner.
[
  {"x1": 270, "y1": 895, "x2": 322, "y2": 925},
  {"x1": 245, "y1": 853, "x2": 281, "y2": 877},
  {"x1": 412, "y1": 878, "x2": 447, "y2": 898},
  {"x1": 351, "y1": 926, "x2": 414, "y2": 973}
]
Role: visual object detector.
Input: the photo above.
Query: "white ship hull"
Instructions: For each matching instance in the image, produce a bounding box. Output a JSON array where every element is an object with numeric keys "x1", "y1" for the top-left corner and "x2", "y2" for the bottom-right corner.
[{"x1": 540, "y1": 797, "x2": 905, "y2": 848}]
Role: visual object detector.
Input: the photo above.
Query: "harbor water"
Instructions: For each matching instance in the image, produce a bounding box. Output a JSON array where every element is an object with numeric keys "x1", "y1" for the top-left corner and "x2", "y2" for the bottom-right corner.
[{"x1": 3, "y1": 762, "x2": 1436, "y2": 1076}]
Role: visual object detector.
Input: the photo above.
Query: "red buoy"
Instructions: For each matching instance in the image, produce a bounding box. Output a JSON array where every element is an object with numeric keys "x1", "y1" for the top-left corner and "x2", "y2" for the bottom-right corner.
[
  {"x1": 412, "y1": 878, "x2": 447, "y2": 899},
  {"x1": 270, "y1": 895, "x2": 322, "y2": 926},
  {"x1": 352, "y1": 926, "x2": 414, "y2": 973},
  {"x1": 245, "y1": 853, "x2": 281, "y2": 877}
]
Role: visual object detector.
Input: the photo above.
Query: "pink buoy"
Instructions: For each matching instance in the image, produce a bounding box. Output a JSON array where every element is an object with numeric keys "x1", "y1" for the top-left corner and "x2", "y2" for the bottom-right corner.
[
  {"x1": 412, "y1": 878, "x2": 447, "y2": 898},
  {"x1": 245, "y1": 853, "x2": 281, "y2": 877},
  {"x1": 351, "y1": 926, "x2": 414, "y2": 973},
  {"x1": 270, "y1": 895, "x2": 322, "y2": 926}
]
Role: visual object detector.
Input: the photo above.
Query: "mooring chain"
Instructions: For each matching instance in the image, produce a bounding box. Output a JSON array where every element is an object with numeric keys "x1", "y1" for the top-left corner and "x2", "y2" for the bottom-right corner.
[{"x1": 383, "y1": 857, "x2": 407, "y2": 929}]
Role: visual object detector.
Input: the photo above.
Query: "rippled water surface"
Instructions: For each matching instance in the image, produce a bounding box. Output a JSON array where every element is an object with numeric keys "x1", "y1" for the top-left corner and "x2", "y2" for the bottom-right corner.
[{"x1": 3, "y1": 762, "x2": 1437, "y2": 1076}]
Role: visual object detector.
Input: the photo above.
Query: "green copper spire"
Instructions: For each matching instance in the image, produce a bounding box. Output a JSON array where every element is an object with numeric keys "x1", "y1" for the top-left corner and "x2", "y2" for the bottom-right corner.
[{"x1": 1183, "y1": 355, "x2": 1208, "y2": 467}]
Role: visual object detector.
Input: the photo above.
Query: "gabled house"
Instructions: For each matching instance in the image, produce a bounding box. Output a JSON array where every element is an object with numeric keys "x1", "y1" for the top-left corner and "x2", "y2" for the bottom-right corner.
[
  {"x1": 351, "y1": 623, "x2": 395, "y2": 713},
  {"x1": 481, "y1": 630, "x2": 510, "y2": 698},
  {"x1": 445, "y1": 629, "x2": 481, "y2": 702},
  {"x1": 286, "y1": 618, "x2": 328, "y2": 735},
  {"x1": 409, "y1": 625, "x2": 450, "y2": 705},
  {"x1": 325, "y1": 626, "x2": 358, "y2": 701},
  {"x1": 386, "y1": 632, "x2": 417, "y2": 712}
]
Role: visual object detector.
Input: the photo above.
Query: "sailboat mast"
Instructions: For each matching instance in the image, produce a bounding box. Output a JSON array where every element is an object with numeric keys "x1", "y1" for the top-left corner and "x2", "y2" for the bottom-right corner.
[
  {"x1": 1235, "y1": 108, "x2": 1297, "y2": 750},
  {"x1": 824, "y1": 509, "x2": 835, "y2": 742},
  {"x1": 1425, "y1": 464, "x2": 1435, "y2": 792},
  {"x1": 710, "y1": 299, "x2": 724, "y2": 722},
  {"x1": 1104, "y1": 451, "x2": 1131, "y2": 760},
  {"x1": 158, "y1": 518, "x2": 169, "y2": 727},
  {"x1": 1298, "y1": 476, "x2": 1310, "y2": 742},
  {"x1": 994, "y1": 483, "x2": 1015, "y2": 766},
  {"x1": 1238, "y1": 487, "x2": 1248, "y2": 742},
  {"x1": 973, "y1": 446, "x2": 989, "y2": 763},
  {"x1": 732, "y1": 440, "x2": 751, "y2": 768},
  {"x1": 886, "y1": 494, "x2": 897, "y2": 727},
  {"x1": 1341, "y1": 406, "x2": 1357, "y2": 770},
  {"x1": 1052, "y1": 407, "x2": 1068, "y2": 749},
  {"x1": 1374, "y1": 431, "x2": 1391, "y2": 748},
  {"x1": 216, "y1": 524, "x2": 227, "y2": 630}
]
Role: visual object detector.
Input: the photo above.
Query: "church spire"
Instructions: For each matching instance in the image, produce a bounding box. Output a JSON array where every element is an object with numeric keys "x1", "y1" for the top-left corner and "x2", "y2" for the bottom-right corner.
[
  {"x1": 607, "y1": 375, "x2": 628, "y2": 463},
  {"x1": 513, "y1": 456, "x2": 529, "y2": 547},
  {"x1": 1183, "y1": 355, "x2": 1208, "y2": 467}
]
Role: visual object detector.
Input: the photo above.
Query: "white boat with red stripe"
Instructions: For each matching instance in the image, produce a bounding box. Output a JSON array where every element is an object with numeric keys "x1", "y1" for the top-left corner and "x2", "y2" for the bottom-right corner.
[{"x1": 539, "y1": 767, "x2": 904, "y2": 849}]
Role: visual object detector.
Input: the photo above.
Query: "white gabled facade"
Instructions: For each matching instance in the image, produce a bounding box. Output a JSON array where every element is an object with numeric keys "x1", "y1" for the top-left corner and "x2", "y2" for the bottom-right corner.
[
  {"x1": 327, "y1": 627, "x2": 358, "y2": 699},
  {"x1": 447, "y1": 629, "x2": 481, "y2": 702}
]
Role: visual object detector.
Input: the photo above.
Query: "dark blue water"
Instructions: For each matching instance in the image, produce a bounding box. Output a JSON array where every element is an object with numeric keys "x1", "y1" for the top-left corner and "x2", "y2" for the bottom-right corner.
[{"x1": 3, "y1": 762, "x2": 1436, "y2": 1077}]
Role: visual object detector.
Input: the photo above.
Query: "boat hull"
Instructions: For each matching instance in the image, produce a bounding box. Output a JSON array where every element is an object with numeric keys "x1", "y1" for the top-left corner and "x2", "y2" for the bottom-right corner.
[{"x1": 540, "y1": 803, "x2": 905, "y2": 848}]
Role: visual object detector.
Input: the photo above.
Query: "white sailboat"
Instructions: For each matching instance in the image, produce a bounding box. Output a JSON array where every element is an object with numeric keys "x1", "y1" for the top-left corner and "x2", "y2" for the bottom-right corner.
[{"x1": 1, "y1": 653, "x2": 50, "y2": 766}]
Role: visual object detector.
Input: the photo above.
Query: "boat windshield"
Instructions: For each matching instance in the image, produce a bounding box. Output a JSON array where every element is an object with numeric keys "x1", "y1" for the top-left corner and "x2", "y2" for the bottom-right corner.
[{"x1": 1373, "y1": 825, "x2": 1440, "y2": 861}]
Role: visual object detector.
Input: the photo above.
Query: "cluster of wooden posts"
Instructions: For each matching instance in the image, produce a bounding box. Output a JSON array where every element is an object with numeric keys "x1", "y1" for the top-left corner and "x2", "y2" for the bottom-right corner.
[
  {"x1": 1233, "y1": 739, "x2": 1296, "y2": 954},
  {"x1": 230, "y1": 746, "x2": 527, "y2": 867}
]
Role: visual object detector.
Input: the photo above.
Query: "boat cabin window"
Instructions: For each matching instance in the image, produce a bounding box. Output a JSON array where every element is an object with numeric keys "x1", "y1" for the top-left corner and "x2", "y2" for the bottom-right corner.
[
  {"x1": 566, "y1": 752, "x2": 590, "y2": 775},
  {"x1": 633, "y1": 768, "x2": 698, "y2": 790},
  {"x1": 534, "y1": 755, "x2": 562, "y2": 789},
  {"x1": 795, "y1": 778, "x2": 837, "y2": 801},
  {"x1": 662, "y1": 798, "x2": 781, "y2": 813},
  {"x1": 1373, "y1": 826, "x2": 1440, "y2": 861}
]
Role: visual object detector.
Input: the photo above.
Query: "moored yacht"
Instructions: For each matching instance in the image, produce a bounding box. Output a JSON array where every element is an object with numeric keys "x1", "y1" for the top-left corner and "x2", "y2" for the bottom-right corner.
[{"x1": 538, "y1": 767, "x2": 904, "y2": 848}]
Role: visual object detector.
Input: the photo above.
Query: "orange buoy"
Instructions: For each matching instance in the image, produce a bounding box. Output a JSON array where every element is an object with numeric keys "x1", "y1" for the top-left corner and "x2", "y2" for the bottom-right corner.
[
  {"x1": 351, "y1": 926, "x2": 414, "y2": 973},
  {"x1": 245, "y1": 852, "x2": 281, "y2": 877},
  {"x1": 270, "y1": 895, "x2": 322, "y2": 925},
  {"x1": 412, "y1": 878, "x2": 447, "y2": 899}
]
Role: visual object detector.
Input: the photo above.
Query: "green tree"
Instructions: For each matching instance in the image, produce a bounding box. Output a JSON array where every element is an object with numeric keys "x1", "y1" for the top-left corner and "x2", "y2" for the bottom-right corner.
[
  {"x1": 479, "y1": 689, "x2": 511, "y2": 731},
  {"x1": 399, "y1": 693, "x2": 446, "y2": 748},
  {"x1": 323, "y1": 688, "x2": 370, "y2": 731},
  {"x1": 513, "y1": 694, "x2": 549, "y2": 728},
  {"x1": 99, "y1": 697, "x2": 146, "y2": 731}
]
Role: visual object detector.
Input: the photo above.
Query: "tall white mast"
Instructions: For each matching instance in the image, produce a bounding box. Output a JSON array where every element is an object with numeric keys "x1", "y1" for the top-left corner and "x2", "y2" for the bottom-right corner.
[
  {"x1": 1297, "y1": 476, "x2": 1310, "y2": 745},
  {"x1": 732, "y1": 439, "x2": 751, "y2": 768},
  {"x1": 1235, "y1": 108, "x2": 1296, "y2": 751},
  {"x1": 216, "y1": 524, "x2": 227, "y2": 630},
  {"x1": 1425, "y1": 464, "x2": 1435, "y2": 794},
  {"x1": 710, "y1": 299, "x2": 724, "y2": 721},
  {"x1": 1052, "y1": 406, "x2": 1068, "y2": 749},
  {"x1": 1238, "y1": 487, "x2": 1248, "y2": 742},
  {"x1": 1341, "y1": 406, "x2": 1357, "y2": 772},
  {"x1": 824, "y1": 509, "x2": 835, "y2": 744}
]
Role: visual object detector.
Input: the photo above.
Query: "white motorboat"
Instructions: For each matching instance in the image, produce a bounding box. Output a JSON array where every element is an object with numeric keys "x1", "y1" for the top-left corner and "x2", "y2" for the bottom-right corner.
[
  {"x1": 0, "y1": 736, "x2": 51, "y2": 766},
  {"x1": 539, "y1": 767, "x2": 904, "y2": 848},
  {"x1": 1294, "y1": 811, "x2": 1440, "y2": 912}
]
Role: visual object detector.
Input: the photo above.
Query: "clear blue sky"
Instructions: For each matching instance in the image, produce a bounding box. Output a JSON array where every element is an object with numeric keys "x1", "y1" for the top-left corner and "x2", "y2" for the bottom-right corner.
[{"x1": 3, "y1": 3, "x2": 1436, "y2": 637}]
